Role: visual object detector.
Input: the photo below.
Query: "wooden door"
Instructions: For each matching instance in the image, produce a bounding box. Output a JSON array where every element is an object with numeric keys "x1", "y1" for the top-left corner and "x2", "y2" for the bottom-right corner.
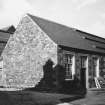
[{"x1": 80, "y1": 56, "x2": 87, "y2": 89}]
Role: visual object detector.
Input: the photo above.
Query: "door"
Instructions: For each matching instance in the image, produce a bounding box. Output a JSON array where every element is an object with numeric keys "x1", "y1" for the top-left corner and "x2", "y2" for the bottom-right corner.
[
  {"x1": 80, "y1": 56, "x2": 87, "y2": 89},
  {"x1": 90, "y1": 57, "x2": 99, "y2": 88},
  {"x1": 80, "y1": 68, "x2": 86, "y2": 89}
]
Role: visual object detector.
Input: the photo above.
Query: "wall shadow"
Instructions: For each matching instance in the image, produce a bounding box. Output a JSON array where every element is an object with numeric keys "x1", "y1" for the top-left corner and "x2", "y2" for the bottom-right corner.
[
  {"x1": 26, "y1": 59, "x2": 87, "y2": 95},
  {"x1": 35, "y1": 59, "x2": 55, "y2": 91}
]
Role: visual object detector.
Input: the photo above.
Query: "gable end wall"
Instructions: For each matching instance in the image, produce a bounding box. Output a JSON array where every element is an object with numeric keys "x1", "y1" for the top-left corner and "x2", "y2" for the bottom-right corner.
[{"x1": 2, "y1": 15, "x2": 57, "y2": 88}]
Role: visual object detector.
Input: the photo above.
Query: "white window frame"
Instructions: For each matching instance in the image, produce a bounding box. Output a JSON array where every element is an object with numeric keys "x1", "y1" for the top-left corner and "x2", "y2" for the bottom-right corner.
[
  {"x1": 93, "y1": 57, "x2": 99, "y2": 78},
  {"x1": 64, "y1": 54, "x2": 75, "y2": 80},
  {"x1": 96, "y1": 58, "x2": 99, "y2": 77}
]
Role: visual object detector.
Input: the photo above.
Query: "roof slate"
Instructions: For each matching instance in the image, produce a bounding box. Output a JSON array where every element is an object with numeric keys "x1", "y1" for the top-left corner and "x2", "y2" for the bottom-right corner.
[
  {"x1": 28, "y1": 14, "x2": 105, "y2": 55},
  {"x1": 0, "y1": 31, "x2": 10, "y2": 55},
  {"x1": 0, "y1": 26, "x2": 15, "y2": 55},
  {"x1": 1, "y1": 25, "x2": 15, "y2": 34}
]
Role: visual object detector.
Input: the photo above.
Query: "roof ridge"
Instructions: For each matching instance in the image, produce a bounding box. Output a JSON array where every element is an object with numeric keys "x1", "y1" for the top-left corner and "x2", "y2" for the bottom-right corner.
[
  {"x1": 28, "y1": 13, "x2": 75, "y2": 29},
  {"x1": 28, "y1": 13, "x2": 105, "y2": 41}
]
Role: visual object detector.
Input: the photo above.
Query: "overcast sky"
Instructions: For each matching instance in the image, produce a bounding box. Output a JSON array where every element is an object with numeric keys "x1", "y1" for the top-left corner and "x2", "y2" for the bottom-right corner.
[{"x1": 0, "y1": 0, "x2": 105, "y2": 38}]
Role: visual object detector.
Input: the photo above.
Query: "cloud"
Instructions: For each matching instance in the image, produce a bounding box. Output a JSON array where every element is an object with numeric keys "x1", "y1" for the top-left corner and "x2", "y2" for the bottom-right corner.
[
  {"x1": 0, "y1": 0, "x2": 4, "y2": 10},
  {"x1": 86, "y1": 21, "x2": 105, "y2": 38},
  {"x1": 101, "y1": 13, "x2": 105, "y2": 19},
  {"x1": 25, "y1": 0, "x2": 78, "y2": 25},
  {"x1": 77, "y1": 0, "x2": 97, "y2": 9},
  {"x1": 0, "y1": 0, "x2": 39, "y2": 28},
  {"x1": 26, "y1": 0, "x2": 57, "y2": 11},
  {"x1": 0, "y1": 0, "x2": 104, "y2": 39}
]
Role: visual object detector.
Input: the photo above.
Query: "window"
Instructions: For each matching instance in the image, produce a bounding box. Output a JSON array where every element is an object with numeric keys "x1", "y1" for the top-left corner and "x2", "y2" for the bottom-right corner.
[
  {"x1": 81, "y1": 56, "x2": 87, "y2": 68},
  {"x1": 64, "y1": 54, "x2": 74, "y2": 80},
  {"x1": 93, "y1": 57, "x2": 99, "y2": 77}
]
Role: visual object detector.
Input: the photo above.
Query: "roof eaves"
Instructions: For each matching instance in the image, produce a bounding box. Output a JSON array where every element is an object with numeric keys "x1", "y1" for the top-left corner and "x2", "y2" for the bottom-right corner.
[{"x1": 0, "y1": 29, "x2": 14, "y2": 34}]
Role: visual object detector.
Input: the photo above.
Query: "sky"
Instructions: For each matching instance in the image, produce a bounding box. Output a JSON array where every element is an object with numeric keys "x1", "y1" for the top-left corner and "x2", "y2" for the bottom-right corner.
[{"x1": 0, "y1": 0, "x2": 105, "y2": 38}]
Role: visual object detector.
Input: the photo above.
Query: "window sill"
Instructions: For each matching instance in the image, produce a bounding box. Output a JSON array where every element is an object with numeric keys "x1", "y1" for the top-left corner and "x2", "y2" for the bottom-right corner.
[{"x1": 65, "y1": 78, "x2": 73, "y2": 81}]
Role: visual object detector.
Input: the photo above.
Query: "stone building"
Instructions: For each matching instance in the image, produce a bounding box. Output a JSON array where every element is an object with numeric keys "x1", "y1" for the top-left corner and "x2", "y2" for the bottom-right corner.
[
  {"x1": 0, "y1": 25, "x2": 15, "y2": 85},
  {"x1": 1, "y1": 14, "x2": 105, "y2": 90},
  {"x1": 0, "y1": 25, "x2": 15, "y2": 54}
]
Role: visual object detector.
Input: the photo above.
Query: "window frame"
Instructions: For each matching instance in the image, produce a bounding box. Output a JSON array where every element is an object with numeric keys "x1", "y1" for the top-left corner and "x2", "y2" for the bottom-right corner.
[
  {"x1": 64, "y1": 53, "x2": 75, "y2": 80},
  {"x1": 92, "y1": 56, "x2": 99, "y2": 77}
]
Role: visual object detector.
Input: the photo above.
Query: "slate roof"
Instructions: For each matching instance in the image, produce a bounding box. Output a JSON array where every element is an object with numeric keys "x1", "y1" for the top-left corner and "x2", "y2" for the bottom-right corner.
[
  {"x1": 0, "y1": 30, "x2": 11, "y2": 42},
  {"x1": 1, "y1": 25, "x2": 15, "y2": 34},
  {"x1": 0, "y1": 26, "x2": 15, "y2": 55},
  {"x1": 0, "y1": 31, "x2": 10, "y2": 55},
  {"x1": 28, "y1": 14, "x2": 105, "y2": 55},
  {"x1": 0, "y1": 25, "x2": 15, "y2": 42}
]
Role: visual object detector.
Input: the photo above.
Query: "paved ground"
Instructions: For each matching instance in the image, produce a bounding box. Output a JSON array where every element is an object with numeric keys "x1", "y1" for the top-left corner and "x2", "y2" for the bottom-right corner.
[
  {"x1": 70, "y1": 89, "x2": 105, "y2": 105},
  {"x1": 0, "y1": 88, "x2": 105, "y2": 105},
  {"x1": 0, "y1": 90, "x2": 81, "y2": 105}
]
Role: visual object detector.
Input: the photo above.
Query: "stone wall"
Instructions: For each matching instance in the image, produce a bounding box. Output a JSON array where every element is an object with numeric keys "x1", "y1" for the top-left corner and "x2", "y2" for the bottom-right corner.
[
  {"x1": 2, "y1": 15, "x2": 57, "y2": 88},
  {"x1": 58, "y1": 47, "x2": 105, "y2": 88}
]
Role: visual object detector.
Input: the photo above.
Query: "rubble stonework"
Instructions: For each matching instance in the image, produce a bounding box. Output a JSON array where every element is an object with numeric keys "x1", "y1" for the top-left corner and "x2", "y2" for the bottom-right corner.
[
  {"x1": 58, "y1": 47, "x2": 105, "y2": 88},
  {"x1": 2, "y1": 15, "x2": 57, "y2": 88}
]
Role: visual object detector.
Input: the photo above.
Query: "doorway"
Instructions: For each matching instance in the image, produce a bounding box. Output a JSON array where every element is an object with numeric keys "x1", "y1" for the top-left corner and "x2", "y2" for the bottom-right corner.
[
  {"x1": 80, "y1": 56, "x2": 88, "y2": 89},
  {"x1": 92, "y1": 57, "x2": 99, "y2": 78}
]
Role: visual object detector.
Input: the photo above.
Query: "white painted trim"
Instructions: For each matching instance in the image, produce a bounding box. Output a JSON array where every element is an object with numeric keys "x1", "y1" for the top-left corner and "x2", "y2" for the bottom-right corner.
[
  {"x1": 86, "y1": 57, "x2": 89, "y2": 88},
  {"x1": 92, "y1": 57, "x2": 99, "y2": 78},
  {"x1": 65, "y1": 54, "x2": 75, "y2": 80},
  {"x1": 72, "y1": 55, "x2": 75, "y2": 76},
  {"x1": 96, "y1": 58, "x2": 99, "y2": 77}
]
